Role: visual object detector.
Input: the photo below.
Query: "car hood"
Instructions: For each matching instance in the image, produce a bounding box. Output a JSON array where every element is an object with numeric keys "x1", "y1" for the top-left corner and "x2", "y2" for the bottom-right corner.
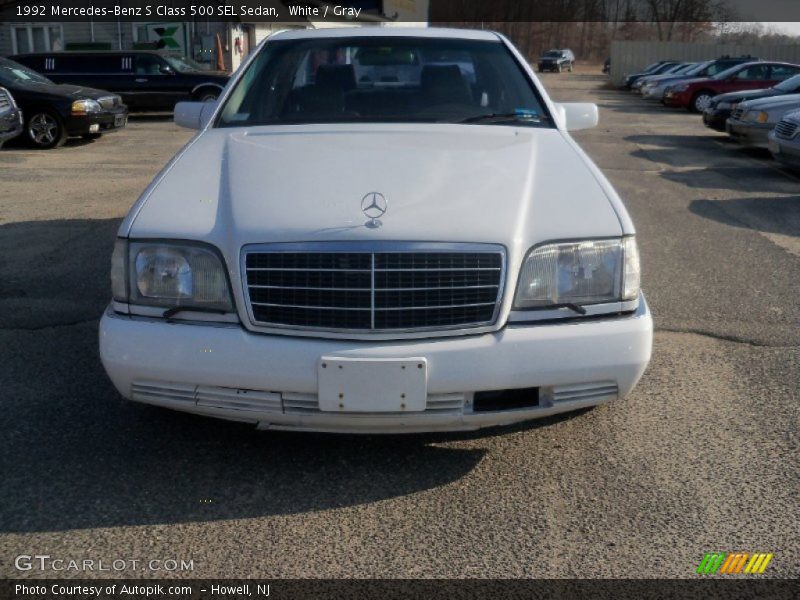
[
  {"x1": 125, "y1": 124, "x2": 624, "y2": 275},
  {"x1": 715, "y1": 87, "x2": 777, "y2": 103},
  {"x1": 649, "y1": 73, "x2": 700, "y2": 86},
  {"x1": 13, "y1": 80, "x2": 115, "y2": 99},
  {"x1": 739, "y1": 92, "x2": 800, "y2": 110},
  {"x1": 671, "y1": 77, "x2": 710, "y2": 88}
]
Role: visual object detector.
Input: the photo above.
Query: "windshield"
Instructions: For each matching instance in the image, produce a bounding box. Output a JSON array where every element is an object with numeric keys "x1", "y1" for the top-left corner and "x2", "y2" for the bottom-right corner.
[
  {"x1": 685, "y1": 61, "x2": 712, "y2": 76},
  {"x1": 774, "y1": 73, "x2": 800, "y2": 91},
  {"x1": 712, "y1": 64, "x2": 746, "y2": 80},
  {"x1": 664, "y1": 63, "x2": 688, "y2": 74},
  {"x1": 543, "y1": 51, "x2": 562, "y2": 58},
  {"x1": 218, "y1": 37, "x2": 551, "y2": 128},
  {"x1": 162, "y1": 54, "x2": 210, "y2": 72},
  {"x1": 672, "y1": 63, "x2": 697, "y2": 74},
  {"x1": 0, "y1": 59, "x2": 53, "y2": 86}
]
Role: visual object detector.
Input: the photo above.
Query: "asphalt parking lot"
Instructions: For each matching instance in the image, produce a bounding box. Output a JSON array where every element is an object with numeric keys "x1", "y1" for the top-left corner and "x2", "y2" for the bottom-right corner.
[{"x1": 0, "y1": 71, "x2": 798, "y2": 579}]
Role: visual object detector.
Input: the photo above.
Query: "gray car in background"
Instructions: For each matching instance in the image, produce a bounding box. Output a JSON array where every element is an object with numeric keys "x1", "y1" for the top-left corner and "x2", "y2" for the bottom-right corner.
[
  {"x1": 726, "y1": 93, "x2": 800, "y2": 149},
  {"x1": 768, "y1": 109, "x2": 800, "y2": 168},
  {"x1": 0, "y1": 87, "x2": 23, "y2": 148}
]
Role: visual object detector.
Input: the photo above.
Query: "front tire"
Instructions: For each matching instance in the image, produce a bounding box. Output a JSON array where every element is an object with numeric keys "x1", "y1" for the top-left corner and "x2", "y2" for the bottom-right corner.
[
  {"x1": 568, "y1": 62, "x2": 574, "y2": 72},
  {"x1": 557, "y1": 63, "x2": 563, "y2": 73},
  {"x1": 194, "y1": 89, "x2": 219, "y2": 103},
  {"x1": 26, "y1": 111, "x2": 66, "y2": 149},
  {"x1": 691, "y1": 91, "x2": 714, "y2": 113}
]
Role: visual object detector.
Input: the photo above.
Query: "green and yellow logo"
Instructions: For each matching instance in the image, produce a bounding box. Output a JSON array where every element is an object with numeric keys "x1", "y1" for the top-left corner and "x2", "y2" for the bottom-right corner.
[{"x1": 697, "y1": 552, "x2": 773, "y2": 575}]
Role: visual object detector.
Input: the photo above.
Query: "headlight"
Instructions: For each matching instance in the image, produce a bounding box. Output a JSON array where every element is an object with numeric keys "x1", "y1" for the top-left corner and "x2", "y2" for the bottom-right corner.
[
  {"x1": 717, "y1": 101, "x2": 731, "y2": 109},
  {"x1": 514, "y1": 237, "x2": 640, "y2": 310},
  {"x1": 756, "y1": 111, "x2": 769, "y2": 124},
  {"x1": 111, "y1": 239, "x2": 233, "y2": 312},
  {"x1": 672, "y1": 83, "x2": 689, "y2": 92},
  {"x1": 71, "y1": 99, "x2": 102, "y2": 115}
]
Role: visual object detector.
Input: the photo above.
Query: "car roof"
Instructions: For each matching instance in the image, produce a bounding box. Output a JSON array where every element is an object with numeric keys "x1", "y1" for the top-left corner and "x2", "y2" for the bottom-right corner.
[
  {"x1": 732, "y1": 60, "x2": 799, "y2": 68},
  {"x1": 269, "y1": 27, "x2": 501, "y2": 42},
  {"x1": 12, "y1": 50, "x2": 178, "y2": 57}
]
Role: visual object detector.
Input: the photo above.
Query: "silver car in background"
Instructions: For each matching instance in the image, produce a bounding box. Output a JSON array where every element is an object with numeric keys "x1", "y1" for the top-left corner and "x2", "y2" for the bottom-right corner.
[
  {"x1": 0, "y1": 87, "x2": 23, "y2": 148},
  {"x1": 768, "y1": 109, "x2": 800, "y2": 169},
  {"x1": 726, "y1": 93, "x2": 800, "y2": 149}
]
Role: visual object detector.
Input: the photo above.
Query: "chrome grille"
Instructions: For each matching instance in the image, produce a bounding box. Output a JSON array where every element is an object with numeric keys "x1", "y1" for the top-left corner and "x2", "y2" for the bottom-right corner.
[
  {"x1": 775, "y1": 118, "x2": 799, "y2": 140},
  {"x1": 242, "y1": 243, "x2": 505, "y2": 333}
]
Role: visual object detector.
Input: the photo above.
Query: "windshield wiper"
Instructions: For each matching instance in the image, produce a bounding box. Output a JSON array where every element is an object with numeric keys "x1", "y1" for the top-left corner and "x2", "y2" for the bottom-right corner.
[
  {"x1": 549, "y1": 303, "x2": 588, "y2": 315},
  {"x1": 459, "y1": 111, "x2": 546, "y2": 124}
]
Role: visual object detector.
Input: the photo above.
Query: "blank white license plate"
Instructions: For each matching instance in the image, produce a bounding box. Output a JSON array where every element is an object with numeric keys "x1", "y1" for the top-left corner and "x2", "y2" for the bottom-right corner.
[
  {"x1": 768, "y1": 138, "x2": 780, "y2": 154},
  {"x1": 318, "y1": 357, "x2": 427, "y2": 413},
  {"x1": 115, "y1": 114, "x2": 127, "y2": 128}
]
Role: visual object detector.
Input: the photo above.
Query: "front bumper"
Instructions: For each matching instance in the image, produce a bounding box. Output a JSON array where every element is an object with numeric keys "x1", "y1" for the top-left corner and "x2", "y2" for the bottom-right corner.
[
  {"x1": 642, "y1": 86, "x2": 666, "y2": 100},
  {"x1": 663, "y1": 90, "x2": 690, "y2": 108},
  {"x1": 0, "y1": 108, "x2": 23, "y2": 146},
  {"x1": 726, "y1": 119, "x2": 772, "y2": 148},
  {"x1": 769, "y1": 132, "x2": 800, "y2": 169},
  {"x1": 99, "y1": 296, "x2": 653, "y2": 433},
  {"x1": 703, "y1": 108, "x2": 731, "y2": 131},
  {"x1": 66, "y1": 107, "x2": 128, "y2": 136},
  {"x1": 538, "y1": 62, "x2": 562, "y2": 72}
]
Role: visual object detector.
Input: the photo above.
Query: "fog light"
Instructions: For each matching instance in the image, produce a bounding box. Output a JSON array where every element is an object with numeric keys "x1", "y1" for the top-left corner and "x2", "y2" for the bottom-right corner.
[{"x1": 89, "y1": 124, "x2": 100, "y2": 133}]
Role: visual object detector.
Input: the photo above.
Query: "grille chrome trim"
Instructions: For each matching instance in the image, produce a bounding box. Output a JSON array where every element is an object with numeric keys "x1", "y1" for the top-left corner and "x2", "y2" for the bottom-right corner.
[
  {"x1": 240, "y1": 242, "x2": 507, "y2": 337},
  {"x1": 775, "y1": 118, "x2": 799, "y2": 140}
]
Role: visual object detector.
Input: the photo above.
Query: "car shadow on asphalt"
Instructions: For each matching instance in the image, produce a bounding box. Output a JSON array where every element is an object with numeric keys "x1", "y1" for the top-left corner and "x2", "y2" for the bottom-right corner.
[
  {"x1": 128, "y1": 113, "x2": 174, "y2": 122},
  {"x1": 0, "y1": 217, "x2": 579, "y2": 534},
  {"x1": 689, "y1": 197, "x2": 800, "y2": 238}
]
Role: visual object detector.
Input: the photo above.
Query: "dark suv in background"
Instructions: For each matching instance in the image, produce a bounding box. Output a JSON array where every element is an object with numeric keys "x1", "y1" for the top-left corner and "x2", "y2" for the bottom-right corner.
[
  {"x1": 538, "y1": 49, "x2": 575, "y2": 73},
  {"x1": 10, "y1": 51, "x2": 229, "y2": 111}
]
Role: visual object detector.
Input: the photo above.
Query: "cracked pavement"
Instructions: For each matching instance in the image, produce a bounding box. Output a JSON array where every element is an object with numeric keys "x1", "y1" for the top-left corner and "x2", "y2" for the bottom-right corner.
[{"x1": 0, "y1": 72, "x2": 797, "y2": 579}]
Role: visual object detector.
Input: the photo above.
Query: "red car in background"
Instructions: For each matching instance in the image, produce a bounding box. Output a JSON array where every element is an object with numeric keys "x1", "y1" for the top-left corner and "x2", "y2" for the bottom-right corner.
[{"x1": 664, "y1": 61, "x2": 800, "y2": 112}]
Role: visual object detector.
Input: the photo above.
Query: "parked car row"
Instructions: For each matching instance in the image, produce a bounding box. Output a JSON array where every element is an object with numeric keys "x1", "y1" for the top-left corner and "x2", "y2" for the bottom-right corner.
[
  {"x1": 0, "y1": 51, "x2": 230, "y2": 150},
  {"x1": 623, "y1": 55, "x2": 800, "y2": 169}
]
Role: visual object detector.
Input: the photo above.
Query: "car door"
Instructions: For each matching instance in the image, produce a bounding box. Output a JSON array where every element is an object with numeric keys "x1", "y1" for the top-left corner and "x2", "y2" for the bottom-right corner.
[
  {"x1": 133, "y1": 54, "x2": 185, "y2": 110},
  {"x1": 725, "y1": 64, "x2": 772, "y2": 92}
]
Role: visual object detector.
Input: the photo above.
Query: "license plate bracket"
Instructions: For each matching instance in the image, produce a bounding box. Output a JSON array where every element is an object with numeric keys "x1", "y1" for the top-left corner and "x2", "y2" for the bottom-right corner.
[{"x1": 318, "y1": 357, "x2": 427, "y2": 413}]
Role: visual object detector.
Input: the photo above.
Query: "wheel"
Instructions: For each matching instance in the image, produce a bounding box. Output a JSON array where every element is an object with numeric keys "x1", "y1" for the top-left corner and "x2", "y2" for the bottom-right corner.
[
  {"x1": 568, "y1": 62, "x2": 574, "y2": 72},
  {"x1": 557, "y1": 63, "x2": 563, "y2": 73},
  {"x1": 26, "y1": 111, "x2": 66, "y2": 149},
  {"x1": 691, "y1": 91, "x2": 714, "y2": 113},
  {"x1": 194, "y1": 89, "x2": 219, "y2": 103}
]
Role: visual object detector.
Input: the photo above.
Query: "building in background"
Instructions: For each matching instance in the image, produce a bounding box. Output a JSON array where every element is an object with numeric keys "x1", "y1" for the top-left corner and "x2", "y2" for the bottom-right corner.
[{"x1": 0, "y1": 1, "x2": 429, "y2": 71}]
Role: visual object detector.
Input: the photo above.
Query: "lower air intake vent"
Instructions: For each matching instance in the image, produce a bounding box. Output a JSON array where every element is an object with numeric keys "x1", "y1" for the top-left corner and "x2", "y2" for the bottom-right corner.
[{"x1": 551, "y1": 382, "x2": 618, "y2": 403}]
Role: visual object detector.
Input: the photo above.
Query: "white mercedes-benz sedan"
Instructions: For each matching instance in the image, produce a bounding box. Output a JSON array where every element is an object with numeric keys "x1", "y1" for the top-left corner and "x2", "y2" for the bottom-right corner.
[{"x1": 99, "y1": 27, "x2": 652, "y2": 433}]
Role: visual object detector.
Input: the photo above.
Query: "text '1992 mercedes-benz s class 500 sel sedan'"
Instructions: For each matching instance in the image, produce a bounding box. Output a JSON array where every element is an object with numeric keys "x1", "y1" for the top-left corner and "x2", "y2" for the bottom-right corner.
[{"x1": 99, "y1": 28, "x2": 653, "y2": 434}]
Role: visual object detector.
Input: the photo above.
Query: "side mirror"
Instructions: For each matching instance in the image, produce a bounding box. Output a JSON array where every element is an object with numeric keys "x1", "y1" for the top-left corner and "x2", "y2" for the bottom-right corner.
[
  {"x1": 555, "y1": 102, "x2": 599, "y2": 131},
  {"x1": 174, "y1": 101, "x2": 217, "y2": 130},
  {"x1": 160, "y1": 65, "x2": 175, "y2": 75}
]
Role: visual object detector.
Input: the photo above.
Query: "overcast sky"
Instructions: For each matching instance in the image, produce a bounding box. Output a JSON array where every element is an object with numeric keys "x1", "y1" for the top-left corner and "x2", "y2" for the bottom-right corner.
[{"x1": 765, "y1": 22, "x2": 800, "y2": 35}]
